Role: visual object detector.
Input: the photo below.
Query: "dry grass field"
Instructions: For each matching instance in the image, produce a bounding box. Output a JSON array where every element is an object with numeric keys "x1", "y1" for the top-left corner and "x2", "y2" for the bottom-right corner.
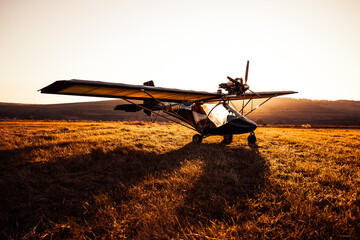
[{"x1": 0, "y1": 121, "x2": 359, "y2": 239}]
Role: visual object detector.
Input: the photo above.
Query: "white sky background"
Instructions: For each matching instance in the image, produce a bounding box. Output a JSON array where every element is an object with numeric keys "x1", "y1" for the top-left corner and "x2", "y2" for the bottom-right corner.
[{"x1": 0, "y1": 0, "x2": 359, "y2": 104}]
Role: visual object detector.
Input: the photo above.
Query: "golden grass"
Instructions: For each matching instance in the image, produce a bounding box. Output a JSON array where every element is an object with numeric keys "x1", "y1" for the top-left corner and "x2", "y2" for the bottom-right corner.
[{"x1": 0, "y1": 121, "x2": 359, "y2": 239}]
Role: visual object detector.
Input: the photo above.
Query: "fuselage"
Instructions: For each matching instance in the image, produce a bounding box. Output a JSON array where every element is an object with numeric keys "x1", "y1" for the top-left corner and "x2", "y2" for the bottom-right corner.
[{"x1": 165, "y1": 102, "x2": 257, "y2": 136}]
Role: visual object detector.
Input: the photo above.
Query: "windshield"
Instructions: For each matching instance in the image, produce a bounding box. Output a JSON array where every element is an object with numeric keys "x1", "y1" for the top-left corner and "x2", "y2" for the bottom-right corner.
[
  {"x1": 192, "y1": 103, "x2": 242, "y2": 128},
  {"x1": 223, "y1": 103, "x2": 243, "y2": 118}
]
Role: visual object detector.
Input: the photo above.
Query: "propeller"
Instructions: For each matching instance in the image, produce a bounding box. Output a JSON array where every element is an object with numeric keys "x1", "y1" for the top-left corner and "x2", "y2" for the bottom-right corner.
[
  {"x1": 245, "y1": 60, "x2": 249, "y2": 84},
  {"x1": 243, "y1": 60, "x2": 261, "y2": 97},
  {"x1": 219, "y1": 60, "x2": 261, "y2": 97}
]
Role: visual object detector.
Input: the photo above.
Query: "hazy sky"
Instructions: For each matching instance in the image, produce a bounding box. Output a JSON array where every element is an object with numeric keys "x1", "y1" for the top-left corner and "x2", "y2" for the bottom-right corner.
[{"x1": 1, "y1": 0, "x2": 359, "y2": 104}]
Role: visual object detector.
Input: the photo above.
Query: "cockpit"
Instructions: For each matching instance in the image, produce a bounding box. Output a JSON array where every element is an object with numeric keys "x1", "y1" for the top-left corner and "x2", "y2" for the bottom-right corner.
[{"x1": 191, "y1": 102, "x2": 242, "y2": 129}]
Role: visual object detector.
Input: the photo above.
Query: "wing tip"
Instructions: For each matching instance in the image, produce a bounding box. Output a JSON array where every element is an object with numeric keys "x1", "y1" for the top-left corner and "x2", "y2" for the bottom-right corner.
[{"x1": 39, "y1": 80, "x2": 72, "y2": 93}]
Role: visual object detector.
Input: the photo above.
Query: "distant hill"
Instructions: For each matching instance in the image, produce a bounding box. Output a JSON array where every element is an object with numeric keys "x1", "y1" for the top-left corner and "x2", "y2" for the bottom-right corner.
[
  {"x1": 0, "y1": 100, "x2": 146, "y2": 121},
  {"x1": 0, "y1": 98, "x2": 359, "y2": 126},
  {"x1": 244, "y1": 98, "x2": 360, "y2": 126}
]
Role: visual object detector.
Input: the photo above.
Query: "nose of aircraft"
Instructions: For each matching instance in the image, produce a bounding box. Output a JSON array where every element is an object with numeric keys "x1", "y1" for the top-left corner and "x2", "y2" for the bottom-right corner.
[{"x1": 229, "y1": 117, "x2": 257, "y2": 133}]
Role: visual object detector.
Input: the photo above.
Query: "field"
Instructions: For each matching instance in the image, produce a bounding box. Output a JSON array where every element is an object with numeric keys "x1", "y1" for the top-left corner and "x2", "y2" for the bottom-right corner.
[{"x1": 0, "y1": 121, "x2": 359, "y2": 239}]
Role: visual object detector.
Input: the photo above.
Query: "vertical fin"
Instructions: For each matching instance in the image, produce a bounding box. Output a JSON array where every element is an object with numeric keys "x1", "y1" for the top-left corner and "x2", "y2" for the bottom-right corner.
[
  {"x1": 143, "y1": 80, "x2": 156, "y2": 116},
  {"x1": 143, "y1": 80, "x2": 154, "y2": 86}
]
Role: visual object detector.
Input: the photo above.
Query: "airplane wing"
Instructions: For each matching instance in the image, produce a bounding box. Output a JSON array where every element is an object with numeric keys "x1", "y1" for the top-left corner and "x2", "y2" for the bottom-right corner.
[
  {"x1": 40, "y1": 79, "x2": 219, "y2": 102},
  {"x1": 218, "y1": 91, "x2": 298, "y2": 101},
  {"x1": 40, "y1": 79, "x2": 297, "y2": 102}
]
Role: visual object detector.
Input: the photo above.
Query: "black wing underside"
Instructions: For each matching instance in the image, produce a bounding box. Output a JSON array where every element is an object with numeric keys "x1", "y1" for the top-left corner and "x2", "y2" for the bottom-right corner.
[{"x1": 40, "y1": 79, "x2": 297, "y2": 102}]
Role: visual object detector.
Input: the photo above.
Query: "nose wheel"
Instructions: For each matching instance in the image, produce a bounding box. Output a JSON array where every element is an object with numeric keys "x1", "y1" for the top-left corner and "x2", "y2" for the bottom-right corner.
[
  {"x1": 192, "y1": 134, "x2": 203, "y2": 143},
  {"x1": 248, "y1": 131, "x2": 256, "y2": 144}
]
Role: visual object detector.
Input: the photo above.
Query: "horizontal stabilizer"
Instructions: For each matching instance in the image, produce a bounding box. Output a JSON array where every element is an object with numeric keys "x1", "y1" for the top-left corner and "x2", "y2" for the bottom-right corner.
[
  {"x1": 114, "y1": 104, "x2": 142, "y2": 112},
  {"x1": 114, "y1": 103, "x2": 163, "y2": 112}
]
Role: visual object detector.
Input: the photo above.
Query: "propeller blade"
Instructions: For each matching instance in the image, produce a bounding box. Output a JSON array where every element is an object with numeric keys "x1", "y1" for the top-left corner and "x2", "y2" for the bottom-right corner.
[
  {"x1": 248, "y1": 88, "x2": 261, "y2": 98},
  {"x1": 245, "y1": 60, "x2": 249, "y2": 83}
]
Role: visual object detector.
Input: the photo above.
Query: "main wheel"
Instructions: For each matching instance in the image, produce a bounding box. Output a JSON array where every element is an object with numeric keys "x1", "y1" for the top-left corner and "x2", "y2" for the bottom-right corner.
[
  {"x1": 192, "y1": 134, "x2": 203, "y2": 143},
  {"x1": 248, "y1": 132, "x2": 257, "y2": 144},
  {"x1": 222, "y1": 134, "x2": 233, "y2": 144}
]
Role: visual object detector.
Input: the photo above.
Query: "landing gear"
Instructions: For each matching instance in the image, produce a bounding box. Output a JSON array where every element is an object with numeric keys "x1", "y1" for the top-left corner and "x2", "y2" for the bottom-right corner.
[
  {"x1": 192, "y1": 134, "x2": 203, "y2": 143},
  {"x1": 248, "y1": 131, "x2": 256, "y2": 144},
  {"x1": 222, "y1": 134, "x2": 233, "y2": 144}
]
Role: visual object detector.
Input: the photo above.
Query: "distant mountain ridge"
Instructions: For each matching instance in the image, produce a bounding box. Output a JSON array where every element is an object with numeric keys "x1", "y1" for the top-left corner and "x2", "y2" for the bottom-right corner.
[
  {"x1": 1, "y1": 98, "x2": 359, "y2": 126},
  {"x1": 246, "y1": 98, "x2": 360, "y2": 126},
  {"x1": 0, "y1": 100, "x2": 144, "y2": 121}
]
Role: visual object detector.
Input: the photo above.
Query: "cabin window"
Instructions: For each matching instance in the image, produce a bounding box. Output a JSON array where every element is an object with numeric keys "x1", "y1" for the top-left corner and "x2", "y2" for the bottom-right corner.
[{"x1": 192, "y1": 104, "x2": 208, "y2": 128}]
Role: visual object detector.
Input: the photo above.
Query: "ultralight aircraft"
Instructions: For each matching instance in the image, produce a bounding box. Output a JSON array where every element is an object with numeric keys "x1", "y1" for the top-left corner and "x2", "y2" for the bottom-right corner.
[{"x1": 40, "y1": 61, "x2": 297, "y2": 143}]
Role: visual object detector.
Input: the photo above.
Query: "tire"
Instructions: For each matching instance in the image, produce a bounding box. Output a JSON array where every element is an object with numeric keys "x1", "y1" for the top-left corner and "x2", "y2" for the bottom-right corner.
[
  {"x1": 192, "y1": 134, "x2": 203, "y2": 143},
  {"x1": 222, "y1": 134, "x2": 233, "y2": 144},
  {"x1": 248, "y1": 132, "x2": 257, "y2": 144}
]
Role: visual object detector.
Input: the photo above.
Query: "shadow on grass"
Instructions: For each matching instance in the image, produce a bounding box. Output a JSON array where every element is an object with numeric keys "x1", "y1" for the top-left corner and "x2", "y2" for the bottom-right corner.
[
  {"x1": 176, "y1": 143, "x2": 268, "y2": 226},
  {"x1": 0, "y1": 141, "x2": 268, "y2": 239}
]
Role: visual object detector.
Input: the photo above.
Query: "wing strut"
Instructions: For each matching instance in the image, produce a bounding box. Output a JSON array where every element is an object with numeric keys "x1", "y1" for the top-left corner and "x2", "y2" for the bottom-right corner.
[
  {"x1": 239, "y1": 99, "x2": 252, "y2": 115},
  {"x1": 141, "y1": 89, "x2": 201, "y2": 132},
  {"x1": 244, "y1": 96, "x2": 275, "y2": 117},
  {"x1": 120, "y1": 98, "x2": 198, "y2": 132}
]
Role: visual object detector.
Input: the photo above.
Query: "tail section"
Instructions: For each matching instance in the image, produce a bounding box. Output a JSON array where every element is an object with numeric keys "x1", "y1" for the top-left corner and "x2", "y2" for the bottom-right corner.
[
  {"x1": 143, "y1": 80, "x2": 154, "y2": 86},
  {"x1": 114, "y1": 80, "x2": 159, "y2": 116},
  {"x1": 114, "y1": 104, "x2": 142, "y2": 112},
  {"x1": 142, "y1": 81, "x2": 156, "y2": 116}
]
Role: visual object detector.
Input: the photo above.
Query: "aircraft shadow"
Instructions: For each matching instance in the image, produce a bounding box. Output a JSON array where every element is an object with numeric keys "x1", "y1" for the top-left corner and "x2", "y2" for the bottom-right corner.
[
  {"x1": 0, "y1": 140, "x2": 268, "y2": 238},
  {"x1": 175, "y1": 142, "x2": 268, "y2": 225}
]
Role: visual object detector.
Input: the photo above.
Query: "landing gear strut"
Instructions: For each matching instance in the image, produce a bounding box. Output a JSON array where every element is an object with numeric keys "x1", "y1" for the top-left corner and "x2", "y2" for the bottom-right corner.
[
  {"x1": 192, "y1": 134, "x2": 203, "y2": 143},
  {"x1": 248, "y1": 131, "x2": 256, "y2": 144}
]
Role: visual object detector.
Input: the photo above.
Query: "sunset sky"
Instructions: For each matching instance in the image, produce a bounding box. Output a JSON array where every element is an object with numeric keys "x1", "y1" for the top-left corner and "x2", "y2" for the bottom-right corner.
[{"x1": 1, "y1": 0, "x2": 359, "y2": 104}]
